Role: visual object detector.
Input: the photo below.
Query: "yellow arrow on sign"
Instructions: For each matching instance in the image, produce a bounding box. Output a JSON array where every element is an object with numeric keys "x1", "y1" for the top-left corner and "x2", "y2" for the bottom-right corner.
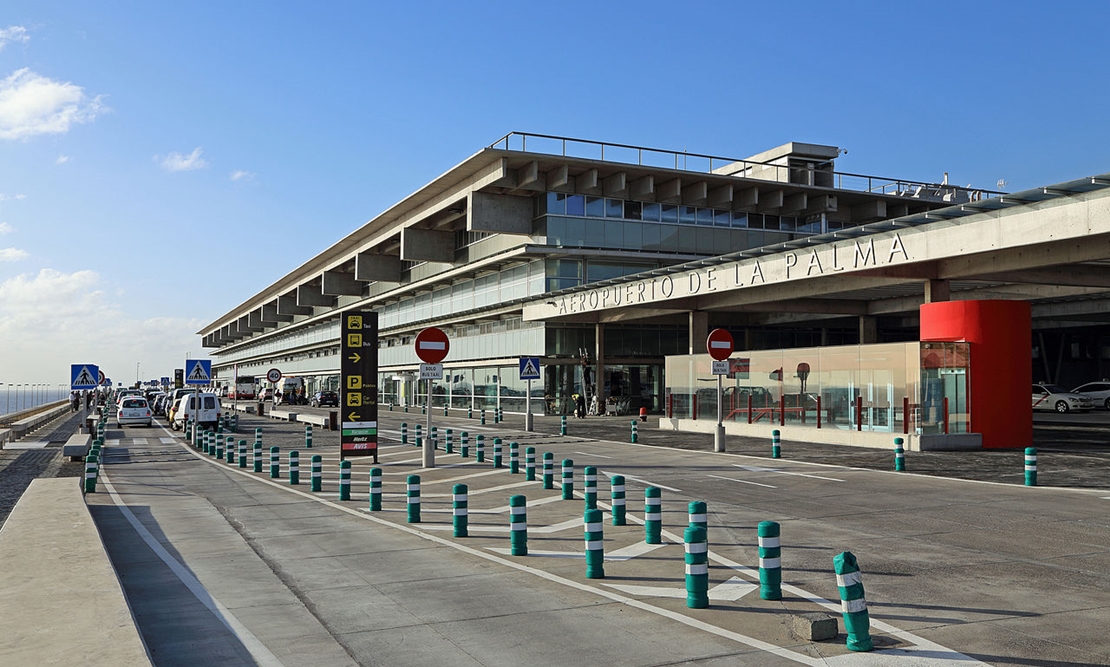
[
  {"x1": 348, "y1": 411, "x2": 361, "y2": 421},
  {"x1": 348, "y1": 352, "x2": 361, "y2": 363}
]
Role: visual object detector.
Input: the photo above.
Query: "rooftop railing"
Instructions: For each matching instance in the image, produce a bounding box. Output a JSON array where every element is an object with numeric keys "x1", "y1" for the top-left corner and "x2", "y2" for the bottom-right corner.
[{"x1": 489, "y1": 132, "x2": 1005, "y2": 202}]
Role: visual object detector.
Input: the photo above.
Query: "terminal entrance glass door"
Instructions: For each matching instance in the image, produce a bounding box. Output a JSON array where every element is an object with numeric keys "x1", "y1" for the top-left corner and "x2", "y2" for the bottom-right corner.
[{"x1": 920, "y1": 342, "x2": 970, "y2": 434}]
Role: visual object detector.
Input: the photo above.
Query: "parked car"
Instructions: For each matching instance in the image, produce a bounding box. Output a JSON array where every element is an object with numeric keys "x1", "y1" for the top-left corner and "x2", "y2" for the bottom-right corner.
[
  {"x1": 116, "y1": 397, "x2": 153, "y2": 428},
  {"x1": 170, "y1": 392, "x2": 222, "y2": 430},
  {"x1": 1031, "y1": 384, "x2": 1095, "y2": 413},
  {"x1": 310, "y1": 390, "x2": 339, "y2": 408},
  {"x1": 1070, "y1": 381, "x2": 1110, "y2": 410},
  {"x1": 258, "y1": 387, "x2": 274, "y2": 401}
]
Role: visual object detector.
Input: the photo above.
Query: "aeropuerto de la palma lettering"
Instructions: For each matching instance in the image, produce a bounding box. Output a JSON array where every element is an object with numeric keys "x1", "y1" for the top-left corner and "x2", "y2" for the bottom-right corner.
[{"x1": 553, "y1": 234, "x2": 910, "y2": 315}]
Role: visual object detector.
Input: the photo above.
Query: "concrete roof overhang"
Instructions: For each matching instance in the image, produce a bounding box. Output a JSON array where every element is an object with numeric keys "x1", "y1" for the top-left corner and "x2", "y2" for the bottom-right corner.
[{"x1": 521, "y1": 174, "x2": 1110, "y2": 329}]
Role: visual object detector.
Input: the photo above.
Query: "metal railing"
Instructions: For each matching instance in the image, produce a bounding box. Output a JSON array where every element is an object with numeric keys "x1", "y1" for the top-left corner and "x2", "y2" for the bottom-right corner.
[{"x1": 489, "y1": 132, "x2": 1006, "y2": 201}]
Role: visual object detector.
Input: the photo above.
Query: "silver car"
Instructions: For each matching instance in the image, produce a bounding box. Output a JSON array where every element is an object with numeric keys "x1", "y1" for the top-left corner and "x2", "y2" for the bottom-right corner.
[
  {"x1": 1071, "y1": 381, "x2": 1110, "y2": 410},
  {"x1": 1032, "y1": 384, "x2": 1095, "y2": 413}
]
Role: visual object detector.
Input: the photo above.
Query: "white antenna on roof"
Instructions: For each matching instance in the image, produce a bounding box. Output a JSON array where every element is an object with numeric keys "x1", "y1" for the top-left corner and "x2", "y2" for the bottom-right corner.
[{"x1": 997, "y1": 179, "x2": 1008, "y2": 190}]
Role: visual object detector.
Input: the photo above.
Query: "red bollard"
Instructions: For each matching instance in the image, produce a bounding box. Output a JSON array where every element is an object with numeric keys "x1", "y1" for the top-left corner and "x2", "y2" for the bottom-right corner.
[
  {"x1": 856, "y1": 396, "x2": 863, "y2": 431},
  {"x1": 903, "y1": 397, "x2": 910, "y2": 434},
  {"x1": 639, "y1": 406, "x2": 647, "y2": 422}
]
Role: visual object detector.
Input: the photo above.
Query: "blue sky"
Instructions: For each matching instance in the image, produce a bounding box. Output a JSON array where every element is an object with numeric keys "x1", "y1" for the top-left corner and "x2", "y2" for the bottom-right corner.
[{"x1": 2, "y1": 1, "x2": 1109, "y2": 387}]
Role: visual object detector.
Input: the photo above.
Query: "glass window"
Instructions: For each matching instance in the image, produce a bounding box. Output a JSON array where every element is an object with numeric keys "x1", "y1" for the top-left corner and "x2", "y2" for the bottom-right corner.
[
  {"x1": 748, "y1": 213, "x2": 765, "y2": 229},
  {"x1": 641, "y1": 223, "x2": 660, "y2": 251},
  {"x1": 587, "y1": 261, "x2": 626, "y2": 282},
  {"x1": 564, "y1": 217, "x2": 586, "y2": 246},
  {"x1": 624, "y1": 201, "x2": 641, "y2": 220},
  {"x1": 764, "y1": 215, "x2": 781, "y2": 231},
  {"x1": 678, "y1": 227, "x2": 697, "y2": 253},
  {"x1": 659, "y1": 224, "x2": 679, "y2": 251},
  {"x1": 605, "y1": 198, "x2": 623, "y2": 218},
  {"x1": 714, "y1": 209, "x2": 731, "y2": 227},
  {"x1": 566, "y1": 195, "x2": 585, "y2": 216},
  {"x1": 546, "y1": 192, "x2": 566, "y2": 215},
  {"x1": 642, "y1": 202, "x2": 661, "y2": 222},
  {"x1": 548, "y1": 258, "x2": 581, "y2": 279},
  {"x1": 696, "y1": 207, "x2": 714, "y2": 226},
  {"x1": 780, "y1": 216, "x2": 796, "y2": 232},
  {"x1": 732, "y1": 211, "x2": 748, "y2": 228},
  {"x1": 584, "y1": 217, "x2": 605, "y2": 246},
  {"x1": 586, "y1": 196, "x2": 604, "y2": 218},
  {"x1": 605, "y1": 220, "x2": 623, "y2": 247},
  {"x1": 661, "y1": 204, "x2": 678, "y2": 223},
  {"x1": 623, "y1": 222, "x2": 642, "y2": 249},
  {"x1": 679, "y1": 205, "x2": 697, "y2": 224},
  {"x1": 546, "y1": 217, "x2": 565, "y2": 246}
]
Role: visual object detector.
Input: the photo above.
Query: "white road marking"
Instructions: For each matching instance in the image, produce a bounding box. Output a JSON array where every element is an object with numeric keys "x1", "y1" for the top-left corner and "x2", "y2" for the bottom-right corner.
[
  {"x1": 604, "y1": 577, "x2": 757, "y2": 601},
  {"x1": 708, "y1": 473, "x2": 776, "y2": 489},
  {"x1": 574, "y1": 451, "x2": 613, "y2": 459},
  {"x1": 732, "y1": 464, "x2": 844, "y2": 482},
  {"x1": 618, "y1": 474, "x2": 683, "y2": 493}
]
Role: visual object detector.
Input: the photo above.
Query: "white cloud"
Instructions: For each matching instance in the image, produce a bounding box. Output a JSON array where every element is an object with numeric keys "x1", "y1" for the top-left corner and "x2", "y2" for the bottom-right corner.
[
  {"x1": 0, "y1": 68, "x2": 104, "y2": 140},
  {"x1": 158, "y1": 147, "x2": 208, "y2": 172},
  {"x1": 0, "y1": 269, "x2": 204, "y2": 383},
  {"x1": 0, "y1": 222, "x2": 13, "y2": 235},
  {"x1": 229, "y1": 169, "x2": 255, "y2": 182},
  {"x1": 0, "y1": 193, "x2": 26, "y2": 201},
  {"x1": 55, "y1": 155, "x2": 69, "y2": 164},
  {"x1": 0, "y1": 26, "x2": 30, "y2": 51},
  {"x1": 0, "y1": 247, "x2": 28, "y2": 261}
]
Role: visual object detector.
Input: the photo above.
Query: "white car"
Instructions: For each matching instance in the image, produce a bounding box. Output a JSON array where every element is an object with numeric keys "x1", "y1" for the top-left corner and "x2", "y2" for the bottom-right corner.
[
  {"x1": 116, "y1": 397, "x2": 153, "y2": 427},
  {"x1": 171, "y1": 392, "x2": 222, "y2": 430},
  {"x1": 1070, "y1": 381, "x2": 1110, "y2": 410},
  {"x1": 1031, "y1": 384, "x2": 1095, "y2": 413}
]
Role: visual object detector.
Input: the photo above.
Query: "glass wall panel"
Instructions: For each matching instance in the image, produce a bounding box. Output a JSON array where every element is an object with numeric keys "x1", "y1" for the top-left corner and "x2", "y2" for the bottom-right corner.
[
  {"x1": 585, "y1": 196, "x2": 604, "y2": 217},
  {"x1": 566, "y1": 195, "x2": 585, "y2": 216},
  {"x1": 605, "y1": 198, "x2": 623, "y2": 218},
  {"x1": 642, "y1": 202, "x2": 661, "y2": 222},
  {"x1": 661, "y1": 204, "x2": 678, "y2": 223}
]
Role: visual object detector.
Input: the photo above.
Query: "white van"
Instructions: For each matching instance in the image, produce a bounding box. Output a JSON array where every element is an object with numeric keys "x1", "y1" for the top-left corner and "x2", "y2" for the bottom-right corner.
[{"x1": 171, "y1": 392, "x2": 222, "y2": 430}]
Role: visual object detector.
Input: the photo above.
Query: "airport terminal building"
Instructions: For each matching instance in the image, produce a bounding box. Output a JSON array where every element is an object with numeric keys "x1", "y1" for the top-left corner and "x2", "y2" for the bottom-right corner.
[{"x1": 200, "y1": 133, "x2": 1110, "y2": 450}]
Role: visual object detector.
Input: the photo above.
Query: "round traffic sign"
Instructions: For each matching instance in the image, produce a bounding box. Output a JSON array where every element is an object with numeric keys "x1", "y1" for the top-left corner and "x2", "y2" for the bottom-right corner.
[
  {"x1": 266, "y1": 368, "x2": 282, "y2": 383},
  {"x1": 706, "y1": 328, "x2": 734, "y2": 361},
  {"x1": 414, "y1": 327, "x2": 450, "y2": 364}
]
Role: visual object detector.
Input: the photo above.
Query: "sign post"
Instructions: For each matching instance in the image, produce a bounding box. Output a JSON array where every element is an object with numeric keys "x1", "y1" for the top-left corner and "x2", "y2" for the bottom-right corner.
[
  {"x1": 707, "y1": 328, "x2": 734, "y2": 453},
  {"x1": 519, "y1": 356, "x2": 540, "y2": 432},
  {"x1": 341, "y1": 311, "x2": 378, "y2": 463},
  {"x1": 184, "y1": 359, "x2": 212, "y2": 433},
  {"x1": 415, "y1": 327, "x2": 449, "y2": 468}
]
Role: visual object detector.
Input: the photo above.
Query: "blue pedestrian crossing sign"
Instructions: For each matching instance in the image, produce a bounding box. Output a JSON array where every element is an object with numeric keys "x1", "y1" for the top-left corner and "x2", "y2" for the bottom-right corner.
[
  {"x1": 518, "y1": 356, "x2": 541, "y2": 380},
  {"x1": 184, "y1": 359, "x2": 212, "y2": 385},
  {"x1": 71, "y1": 364, "x2": 99, "y2": 389}
]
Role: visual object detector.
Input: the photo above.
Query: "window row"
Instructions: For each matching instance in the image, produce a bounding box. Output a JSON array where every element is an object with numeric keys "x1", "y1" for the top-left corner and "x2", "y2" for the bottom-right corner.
[{"x1": 544, "y1": 193, "x2": 810, "y2": 231}]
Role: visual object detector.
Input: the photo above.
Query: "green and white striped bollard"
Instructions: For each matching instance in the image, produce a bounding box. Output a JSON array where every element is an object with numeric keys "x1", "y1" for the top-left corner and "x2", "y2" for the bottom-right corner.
[
  {"x1": 460, "y1": 431, "x2": 469, "y2": 458},
  {"x1": 226, "y1": 436, "x2": 235, "y2": 463},
  {"x1": 476, "y1": 434, "x2": 485, "y2": 462},
  {"x1": 215, "y1": 437, "x2": 224, "y2": 460},
  {"x1": 772, "y1": 429, "x2": 781, "y2": 458},
  {"x1": 610, "y1": 475, "x2": 626, "y2": 525},
  {"x1": 685, "y1": 524, "x2": 709, "y2": 608},
  {"x1": 834, "y1": 551, "x2": 873, "y2": 652},
  {"x1": 583, "y1": 466, "x2": 598, "y2": 510},
  {"x1": 445, "y1": 428, "x2": 453, "y2": 454},
  {"x1": 542, "y1": 452, "x2": 553, "y2": 489},
  {"x1": 305, "y1": 424, "x2": 312, "y2": 448},
  {"x1": 584, "y1": 508, "x2": 604, "y2": 579},
  {"x1": 452, "y1": 483, "x2": 467, "y2": 536},
  {"x1": 645, "y1": 487, "x2": 662, "y2": 544},
  {"x1": 401, "y1": 422, "x2": 408, "y2": 444},
  {"x1": 688, "y1": 500, "x2": 707, "y2": 539},
  {"x1": 525, "y1": 447, "x2": 536, "y2": 481},
  {"x1": 758, "y1": 521, "x2": 782, "y2": 600},
  {"x1": 1025, "y1": 447, "x2": 1037, "y2": 486},
  {"x1": 894, "y1": 437, "x2": 905, "y2": 471},
  {"x1": 630, "y1": 419, "x2": 638, "y2": 443},
  {"x1": 415, "y1": 424, "x2": 422, "y2": 448},
  {"x1": 509, "y1": 442, "x2": 519, "y2": 474},
  {"x1": 560, "y1": 415, "x2": 566, "y2": 436},
  {"x1": 468, "y1": 405, "x2": 473, "y2": 419},
  {"x1": 493, "y1": 438, "x2": 503, "y2": 468},
  {"x1": 369, "y1": 468, "x2": 382, "y2": 510},
  {"x1": 406, "y1": 474, "x2": 420, "y2": 522},
  {"x1": 253, "y1": 440, "x2": 262, "y2": 473},
  {"x1": 238, "y1": 440, "x2": 247, "y2": 468},
  {"x1": 561, "y1": 459, "x2": 574, "y2": 500},
  {"x1": 288, "y1": 450, "x2": 300, "y2": 485},
  {"x1": 311, "y1": 455, "x2": 322, "y2": 492},
  {"x1": 494, "y1": 407, "x2": 500, "y2": 424},
  {"x1": 510, "y1": 495, "x2": 527, "y2": 555},
  {"x1": 443, "y1": 403, "x2": 448, "y2": 417},
  {"x1": 269, "y1": 446, "x2": 280, "y2": 478},
  {"x1": 431, "y1": 426, "x2": 438, "y2": 451},
  {"x1": 480, "y1": 408, "x2": 486, "y2": 425},
  {"x1": 339, "y1": 460, "x2": 351, "y2": 500},
  {"x1": 201, "y1": 430, "x2": 209, "y2": 454},
  {"x1": 83, "y1": 453, "x2": 98, "y2": 493},
  {"x1": 255, "y1": 427, "x2": 262, "y2": 445}
]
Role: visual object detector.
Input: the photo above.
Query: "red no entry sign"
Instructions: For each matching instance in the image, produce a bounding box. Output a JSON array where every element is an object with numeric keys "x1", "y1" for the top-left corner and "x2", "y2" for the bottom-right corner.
[
  {"x1": 414, "y1": 327, "x2": 450, "y2": 364},
  {"x1": 706, "y1": 328, "x2": 734, "y2": 361}
]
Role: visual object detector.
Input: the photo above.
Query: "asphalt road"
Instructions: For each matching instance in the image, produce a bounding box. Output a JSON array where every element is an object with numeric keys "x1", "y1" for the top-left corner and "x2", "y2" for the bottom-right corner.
[{"x1": 71, "y1": 409, "x2": 1110, "y2": 667}]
